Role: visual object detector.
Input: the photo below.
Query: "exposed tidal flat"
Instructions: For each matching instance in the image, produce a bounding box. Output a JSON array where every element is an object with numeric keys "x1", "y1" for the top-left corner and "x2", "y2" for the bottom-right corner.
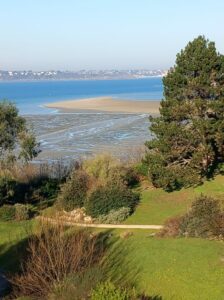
[{"x1": 26, "y1": 111, "x2": 154, "y2": 162}]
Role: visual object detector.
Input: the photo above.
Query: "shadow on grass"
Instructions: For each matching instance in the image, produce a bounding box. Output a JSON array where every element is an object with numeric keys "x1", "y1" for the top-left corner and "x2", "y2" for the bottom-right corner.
[
  {"x1": 0, "y1": 237, "x2": 29, "y2": 297},
  {"x1": 0, "y1": 238, "x2": 29, "y2": 274},
  {"x1": 0, "y1": 228, "x2": 163, "y2": 299},
  {"x1": 102, "y1": 233, "x2": 140, "y2": 286},
  {"x1": 101, "y1": 231, "x2": 163, "y2": 299}
]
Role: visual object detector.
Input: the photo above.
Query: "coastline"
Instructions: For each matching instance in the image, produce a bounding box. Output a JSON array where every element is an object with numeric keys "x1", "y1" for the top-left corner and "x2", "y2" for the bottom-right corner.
[{"x1": 45, "y1": 97, "x2": 161, "y2": 114}]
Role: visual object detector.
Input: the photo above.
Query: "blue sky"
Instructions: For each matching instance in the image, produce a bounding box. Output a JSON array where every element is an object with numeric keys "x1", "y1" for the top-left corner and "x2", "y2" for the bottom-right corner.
[{"x1": 1, "y1": 0, "x2": 223, "y2": 70}]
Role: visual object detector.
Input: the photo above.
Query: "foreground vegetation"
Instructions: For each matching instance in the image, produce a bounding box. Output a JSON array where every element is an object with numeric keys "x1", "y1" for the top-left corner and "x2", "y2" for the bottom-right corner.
[{"x1": 1, "y1": 174, "x2": 224, "y2": 299}]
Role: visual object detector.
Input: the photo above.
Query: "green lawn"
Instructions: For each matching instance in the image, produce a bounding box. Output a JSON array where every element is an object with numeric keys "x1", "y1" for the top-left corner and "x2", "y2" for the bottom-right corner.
[
  {"x1": 104, "y1": 231, "x2": 224, "y2": 300},
  {"x1": 126, "y1": 175, "x2": 224, "y2": 225},
  {"x1": 121, "y1": 175, "x2": 224, "y2": 299},
  {"x1": 0, "y1": 220, "x2": 33, "y2": 272}
]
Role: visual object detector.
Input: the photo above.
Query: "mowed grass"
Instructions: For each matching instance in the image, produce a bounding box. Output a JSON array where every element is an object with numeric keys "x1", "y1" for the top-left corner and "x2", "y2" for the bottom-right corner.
[
  {"x1": 0, "y1": 175, "x2": 224, "y2": 299},
  {"x1": 0, "y1": 220, "x2": 33, "y2": 272},
  {"x1": 126, "y1": 175, "x2": 224, "y2": 225},
  {"x1": 105, "y1": 231, "x2": 224, "y2": 300}
]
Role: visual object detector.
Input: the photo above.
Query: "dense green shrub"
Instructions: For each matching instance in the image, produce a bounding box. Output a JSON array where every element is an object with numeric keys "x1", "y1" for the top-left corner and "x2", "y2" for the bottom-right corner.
[
  {"x1": 37, "y1": 178, "x2": 60, "y2": 199},
  {"x1": 0, "y1": 204, "x2": 16, "y2": 221},
  {"x1": 85, "y1": 183, "x2": 139, "y2": 218},
  {"x1": 180, "y1": 195, "x2": 221, "y2": 238},
  {"x1": 120, "y1": 167, "x2": 140, "y2": 187},
  {"x1": 91, "y1": 281, "x2": 132, "y2": 300},
  {"x1": 58, "y1": 170, "x2": 89, "y2": 211},
  {"x1": 0, "y1": 173, "x2": 61, "y2": 207},
  {"x1": 97, "y1": 207, "x2": 131, "y2": 224},
  {"x1": 0, "y1": 176, "x2": 17, "y2": 205},
  {"x1": 135, "y1": 162, "x2": 148, "y2": 177},
  {"x1": 28, "y1": 178, "x2": 61, "y2": 209},
  {"x1": 15, "y1": 204, "x2": 34, "y2": 221}
]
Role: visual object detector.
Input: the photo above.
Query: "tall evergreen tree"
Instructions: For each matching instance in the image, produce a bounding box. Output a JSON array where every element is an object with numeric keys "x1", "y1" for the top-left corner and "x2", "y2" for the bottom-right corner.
[{"x1": 145, "y1": 36, "x2": 224, "y2": 190}]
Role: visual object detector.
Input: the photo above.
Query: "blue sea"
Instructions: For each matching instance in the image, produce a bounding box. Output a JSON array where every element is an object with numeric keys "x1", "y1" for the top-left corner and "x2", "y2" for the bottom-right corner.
[
  {"x1": 0, "y1": 78, "x2": 163, "y2": 161},
  {"x1": 0, "y1": 78, "x2": 163, "y2": 114}
]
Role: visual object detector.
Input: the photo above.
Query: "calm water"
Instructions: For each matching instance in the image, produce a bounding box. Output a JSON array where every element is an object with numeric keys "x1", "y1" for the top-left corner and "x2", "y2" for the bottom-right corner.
[
  {"x1": 0, "y1": 78, "x2": 163, "y2": 161},
  {"x1": 0, "y1": 78, "x2": 163, "y2": 114}
]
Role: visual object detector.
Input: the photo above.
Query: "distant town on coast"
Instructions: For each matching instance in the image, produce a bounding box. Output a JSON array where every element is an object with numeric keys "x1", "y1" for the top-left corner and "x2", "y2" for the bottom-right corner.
[{"x1": 0, "y1": 69, "x2": 167, "y2": 81}]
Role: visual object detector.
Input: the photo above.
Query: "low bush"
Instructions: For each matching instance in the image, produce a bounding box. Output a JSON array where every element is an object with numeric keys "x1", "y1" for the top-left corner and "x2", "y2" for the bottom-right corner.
[
  {"x1": 0, "y1": 176, "x2": 17, "y2": 205},
  {"x1": 14, "y1": 204, "x2": 34, "y2": 221},
  {"x1": 58, "y1": 170, "x2": 89, "y2": 211},
  {"x1": 160, "y1": 194, "x2": 223, "y2": 238},
  {"x1": 91, "y1": 281, "x2": 134, "y2": 300},
  {"x1": 85, "y1": 183, "x2": 139, "y2": 218},
  {"x1": 0, "y1": 204, "x2": 16, "y2": 221},
  {"x1": 97, "y1": 207, "x2": 131, "y2": 224},
  {"x1": 49, "y1": 266, "x2": 104, "y2": 300},
  {"x1": 83, "y1": 154, "x2": 120, "y2": 180},
  {"x1": 83, "y1": 154, "x2": 140, "y2": 187},
  {"x1": 12, "y1": 222, "x2": 105, "y2": 299},
  {"x1": 157, "y1": 216, "x2": 183, "y2": 237},
  {"x1": 119, "y1": 167, "x2": 140, "y2": 187},
  {"x1": 36, "y1": 178, "x2": 60, "y2": 200},
  {"x1": 180, "y1": 194, "x2": 221, "y2": 238},
  {"x1": 135, "y1": 162, "x2": 148, "y2": 177}
]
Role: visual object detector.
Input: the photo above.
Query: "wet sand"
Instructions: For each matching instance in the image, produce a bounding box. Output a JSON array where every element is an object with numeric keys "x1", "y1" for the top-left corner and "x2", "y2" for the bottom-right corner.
[
  {"x1": 45, "y1": 97, "x2": 160, "y2": 114},
  {"x1": 26, "y1": 112, "x2": 152, "y2": 162}
]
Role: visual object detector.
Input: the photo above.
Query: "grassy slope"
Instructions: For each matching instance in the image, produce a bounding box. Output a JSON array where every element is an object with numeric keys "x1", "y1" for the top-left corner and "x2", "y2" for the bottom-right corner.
[
  {"x1": 115, "y1": 175, "x2": 224, "y2": 299},
  {"x1": 0, "y1": 175, "x2": 224, "y2": 299},
  {"x1": 0, "y1": 220, "x2": 33, "y2": 272},
  {"x1": 105, "y1": 231, "x2": 224, "y2": 300},
  {"x1": 126, "y1": 175, "x2": 224, "y2": 225}
]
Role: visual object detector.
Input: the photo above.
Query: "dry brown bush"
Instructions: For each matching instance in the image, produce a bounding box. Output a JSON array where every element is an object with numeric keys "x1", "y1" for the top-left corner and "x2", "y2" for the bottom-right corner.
[
  {"x1": 0, "y1": 159, "x2": 73, "y2": 184},
  {"x1": 12, "y1": 220, "x2": 105, "y2": 299},
  {"x1": 157, "y1": 216, "x2": 183, "y2": 237}
]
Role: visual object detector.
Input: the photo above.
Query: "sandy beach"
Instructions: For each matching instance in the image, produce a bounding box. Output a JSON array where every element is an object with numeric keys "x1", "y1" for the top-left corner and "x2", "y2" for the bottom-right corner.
[{"x1": 45, "y1": 97, "x2": 160, "y2": 114}]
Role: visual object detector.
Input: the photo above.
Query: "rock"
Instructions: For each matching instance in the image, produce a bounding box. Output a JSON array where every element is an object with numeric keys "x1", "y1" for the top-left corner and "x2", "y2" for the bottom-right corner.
[
  {"x1": 84, "y1": 216, "x2": 93, "y2": 224},
  {"x1": 62, "y1": 208, "x2": 92, "y2": 224}
]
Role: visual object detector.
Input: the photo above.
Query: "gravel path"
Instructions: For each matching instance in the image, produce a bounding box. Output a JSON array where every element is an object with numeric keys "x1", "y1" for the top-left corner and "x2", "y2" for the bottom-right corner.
[{"x1": 37, "y1": 216, "x2": 163, "y2": 230}]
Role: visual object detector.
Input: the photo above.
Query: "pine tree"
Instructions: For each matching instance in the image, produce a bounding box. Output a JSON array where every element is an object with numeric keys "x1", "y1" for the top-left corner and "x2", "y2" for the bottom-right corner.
[{"x1": 145, "y1": 36, "x2": 224, "y2": 190}]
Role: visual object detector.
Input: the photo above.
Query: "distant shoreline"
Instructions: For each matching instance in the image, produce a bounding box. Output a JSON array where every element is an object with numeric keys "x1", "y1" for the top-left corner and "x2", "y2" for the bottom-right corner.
[
  {"x1": 45, "y1": 97, "x2": 161, "y2": 114},
  {"x1": 0, "y1": 76, "x2": 164, "y2": 84}
]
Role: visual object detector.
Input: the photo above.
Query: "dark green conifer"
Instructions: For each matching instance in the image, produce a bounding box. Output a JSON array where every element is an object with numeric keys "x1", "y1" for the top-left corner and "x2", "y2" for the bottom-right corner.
[{"x1": 145, "y1": 36, "x2": 224, "y2": 190}]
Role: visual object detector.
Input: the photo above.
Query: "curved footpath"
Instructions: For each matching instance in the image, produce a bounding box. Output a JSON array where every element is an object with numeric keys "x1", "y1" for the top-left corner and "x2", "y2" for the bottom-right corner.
[{"x1": 37, "y1": 216, "x2": 163, "y2": 230}]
